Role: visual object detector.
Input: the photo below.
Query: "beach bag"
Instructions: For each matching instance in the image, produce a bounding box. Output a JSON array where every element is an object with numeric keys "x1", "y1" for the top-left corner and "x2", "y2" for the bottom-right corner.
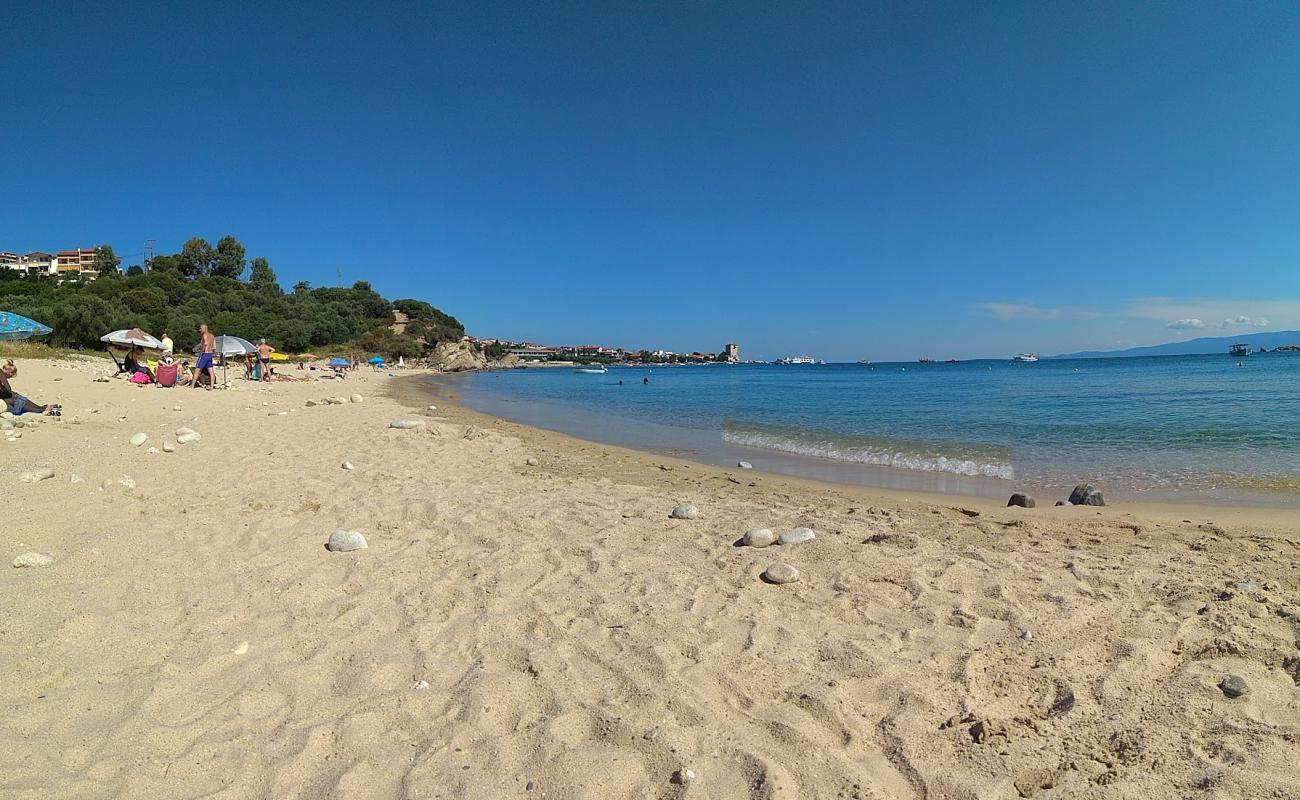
[{"x1": 129, "y1": 371, "x2": 151, "y2": 384}]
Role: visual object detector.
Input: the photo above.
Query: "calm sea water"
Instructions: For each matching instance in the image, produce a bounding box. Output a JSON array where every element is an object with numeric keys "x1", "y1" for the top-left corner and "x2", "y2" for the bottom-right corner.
[{"x1": 447, "y1": 354, "x2": 1300, "y2": 506}]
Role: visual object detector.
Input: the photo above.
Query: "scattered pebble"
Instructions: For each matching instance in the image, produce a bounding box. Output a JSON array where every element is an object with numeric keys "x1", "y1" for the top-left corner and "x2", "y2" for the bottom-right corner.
[
  {"x1": 1021, "y1": 629, "x2": 1034, "y2": 640},
  {"x1": 778, "y1": 527, "x2": 816, "y2": 545},
  {"x1": 20, "y1": 468, "x2": 55, "y2": 483},
  {"x1": 70, "y1": 474, "x2": 85, "y2": 483},
  {"x1": 341, "y1": 461, "x2": 354, "y2": 470},
  {"x1": 118, "y1": 476, "x2": 137, "y2": 489},
  {"x1": 305, "y1": 400, "x2": 318, "y2": 407},
  {"x1": 172, "y1": 405, "x2": 181, "y2": 411},
  {"x1": 670, "y1": 504, "x2": 698, "y2": 520},
  {"x1": 1219, "y1": 675, "x2": 1249, "y2": 698},
  {"x1": 389, "y1": 419, "x2": 427, "y2": 429},
  {"x1": 743, "y1": 528, "x2": 777, "y2": 548},
  {"x1": 764, "y1": 563, "x2": 800, "y2": 584},
  {"x1": 671, "y1": 768, "x2": 696, "y2": 785},
  {"x1": 13, "y1": 552, "x2": 55, "y2": 568},
  {"x1": 350, "y1": 394, "x2": 363, "y2": 403},
  {"x1": 326, "y1": 396, "x2": 347, "y2": 405},
  {"x1": 232, "y1": 641, "x2": 249, "y2": 655},
  {"x1": 176, "y1": 430, "x2": 202, "y2": 444},
  {"x1": 524, "y1": 457, "x2": 539, "y2": 466},
  {"x1": 146, "y1": 446, "x2": 159, "y2": 454},
  {"x1": 1055, "y1": 500, "x2": 1073, "y2": 507},
  {"x1": 162, "y1": 442, "x2": 176, "y2": 453},
  {"x1": 412, "y1": 679, "x2": 430, "y2": 690},
  {"x1": 427, "y1": 405, "x2": 438, "y2": 412},
  {"x1": 327, "y1": 529, "x2": 368, "y2": 552},
  {"x1": 737, "y1": 461, "x2": 753, "y2": 469}
]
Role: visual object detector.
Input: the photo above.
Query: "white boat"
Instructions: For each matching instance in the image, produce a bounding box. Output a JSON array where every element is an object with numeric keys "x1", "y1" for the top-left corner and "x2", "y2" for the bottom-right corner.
[
  {"x1": 574, "y1": 366, "x2": 608, "y2": 374},
  {"x1": 1012, "y1": 353, "x2": 1039, "y2": 362},
  {"x1": 776, "y1": 355, "x2": 816, "y2": 365}
]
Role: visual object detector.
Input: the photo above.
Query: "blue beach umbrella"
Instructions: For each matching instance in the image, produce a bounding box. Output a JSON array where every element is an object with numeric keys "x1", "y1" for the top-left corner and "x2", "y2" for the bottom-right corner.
[
  {"x1": 0, "y1": 311, "x2": 53, "y2": 340},
  {"x1": 367, "y1": 356, "x2": 384, "y2": 364},
  {"x1": 329, "y1": 357, "x2": 350, "y2": 367}
]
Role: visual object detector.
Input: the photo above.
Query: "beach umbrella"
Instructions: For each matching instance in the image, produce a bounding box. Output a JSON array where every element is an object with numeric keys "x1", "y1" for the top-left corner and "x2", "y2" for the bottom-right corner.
[
  {"x1": 300, "y1": 353, "x2": 319, "y2": 360},
  {"x1": 191, "y1": 335, "x2": 256, "y2": 386},
  {"x1": 269, "y1": 352, "x2": 289, "y2": 362},
  {"x1": 329, "y1": 357, "x2": 349, "y2": 367},
  {"x1": 0, "y1": 311, "x2": 52, "y2": 340},
  {"x1": 368, "y1": 356, "x2": 384, "y2": 364},
  {"x1": 101, "y1": 328, "x2": 164, "y2": 349}
]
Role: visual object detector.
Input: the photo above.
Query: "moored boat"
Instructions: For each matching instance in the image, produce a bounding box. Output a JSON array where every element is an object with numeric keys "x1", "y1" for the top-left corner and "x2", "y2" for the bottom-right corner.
[{"x1": 1012, "y1": 353, "x2": 1039, "y2": 362}]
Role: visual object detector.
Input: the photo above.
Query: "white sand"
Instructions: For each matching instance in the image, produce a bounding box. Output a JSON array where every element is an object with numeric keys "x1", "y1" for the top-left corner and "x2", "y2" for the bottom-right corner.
[{"x1": 3, "y1": 358, "x2": 1298, "y2": 799}]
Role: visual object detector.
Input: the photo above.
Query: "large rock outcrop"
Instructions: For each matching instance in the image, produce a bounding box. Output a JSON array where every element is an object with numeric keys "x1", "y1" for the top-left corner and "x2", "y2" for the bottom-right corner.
[{"x1": 428, "y1": 337, "x2": 487, "y2": 372}]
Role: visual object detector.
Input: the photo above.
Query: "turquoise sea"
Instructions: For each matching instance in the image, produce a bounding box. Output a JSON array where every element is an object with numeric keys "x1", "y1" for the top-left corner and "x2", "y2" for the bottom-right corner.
[{"x1": 445, "y1": 354, "x2": 1300, "y2": 506}]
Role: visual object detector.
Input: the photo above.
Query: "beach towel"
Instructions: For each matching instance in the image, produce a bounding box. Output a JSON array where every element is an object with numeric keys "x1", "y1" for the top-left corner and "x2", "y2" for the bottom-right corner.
[{"x1": 129, "y1": 371, "x2": 152, "y2": 384}]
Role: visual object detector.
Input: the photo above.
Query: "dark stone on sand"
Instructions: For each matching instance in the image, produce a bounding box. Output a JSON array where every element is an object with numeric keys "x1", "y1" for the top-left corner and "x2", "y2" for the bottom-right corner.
[
  {"x1": 1055, "y1": 500, "x2": 1072, "y2": 507},
  {"x1": 1219, "y1": 675, "x2": 1249, "y2": 698},
  {"x1": 1007, "y1": 493, "x2": 1036, "y2": 508},
  {"x1": 1068, "y1": 483, "x2": 1105, "y2": 506}
]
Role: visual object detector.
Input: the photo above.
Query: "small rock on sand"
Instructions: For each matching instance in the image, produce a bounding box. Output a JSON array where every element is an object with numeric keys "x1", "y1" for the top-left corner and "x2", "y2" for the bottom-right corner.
[
  {"x1": 305, "y1": 400, "x2": 318, "y2": 407},
  {"x1": 778, "y1": 527, "x2": 816, "y2": 545},
  {"x1": 525, "y1": 457, "x2": 539, "y2": 466},
  {"x1": 146, "y1": 446, "x2": 159, "y2": 454},
  {"x1": 427, "y1": 405, "x2": 437, "y2": 412},
  {"x1": 341, "y1": 461, "x2": 354, "y2": 470},
  {"x1": 1068, "y1": 483, "x2": 1105, "y2": 506},
  {"x1": 389, "y1": 419, "x2": 427, "y2": 429},
  {"x1": 671, "y1": 768, "x2": 696, "y2": 785},
  {"x1": 1007, "y1": 493, "x2": 1036, "y2": 508},
  {"x1": 176, "y1": 430, "x2": 202, "y2": 444},
  {"x1": 118, "y1": 476, "x2": 137, "y2": 489},
  {"x1": 764, "y1": 563, "x2": 800, "y2": 584},
  {"x1": 670, "y1": 504, "x2": 698, "y2": 520},
  {"x1": 13, "y1": 552, "x2": 55, "y2": 568},
  {"x1": 737, "y1": 461, "x2": 753, "y2": 469},
  {"x1": 412, "y1": 679, "x2": 430, "y2": 690},
  {"x1": 744, "y1": 528, "x2": 777, "y2": 547},
  {"x1": 327, "y1": 529, "x2": 368, "y2": 552},
  {"x1": 1055, "y1": 500, "x2": 1072, "y2": 507},
  {"x1": 162, "y1": 442, "x2": 176, "y2": 453},
  {"x1": 232, "y1": 641, "x2": 249, "y2": 655},
  {"x1": 1219, "y1": 675, "x2": 1249, "y2": 698},
  {"x1": 326, "y1": 396, "x2": 347, "y2": 405},
  {"x1": 20, "y1": 468, "x2": 55, "y2": 483},
  {"x1": 350, "y1": 394, "x2": 363, "y2": 403}
]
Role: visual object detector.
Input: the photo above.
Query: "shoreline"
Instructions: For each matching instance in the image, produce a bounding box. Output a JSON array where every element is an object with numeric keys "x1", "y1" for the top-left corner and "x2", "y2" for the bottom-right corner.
[
  {"x1": 5, "y1": 357, "x2": 1298, "y2": 798},
  {"x1": 397, "y1": 372, "x2": 1300, "y2": 523}
]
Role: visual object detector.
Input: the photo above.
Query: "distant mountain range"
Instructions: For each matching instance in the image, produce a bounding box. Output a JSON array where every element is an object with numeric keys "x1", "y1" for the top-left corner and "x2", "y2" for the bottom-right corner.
[{"x1": 1049, "y1": 330, "x2": 1300, "y2": 359}]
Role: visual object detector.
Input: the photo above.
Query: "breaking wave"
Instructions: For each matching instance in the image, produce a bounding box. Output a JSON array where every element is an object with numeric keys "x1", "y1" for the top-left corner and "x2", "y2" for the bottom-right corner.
[{"x1": 723, "y1": 424, "x2": 1015, "y2": 480}]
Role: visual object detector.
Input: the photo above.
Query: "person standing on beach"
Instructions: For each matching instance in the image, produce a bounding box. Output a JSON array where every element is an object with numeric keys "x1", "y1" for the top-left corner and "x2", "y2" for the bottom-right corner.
[
  {"x1": 160, "y1": 331, "x2": 174, "y2": 355},
  {"x1": 191, "y1": 324, "x2": 216, "y2": 389},
  {"x1": 256, "y1": 339, "x2": 276, "y2": 382}
]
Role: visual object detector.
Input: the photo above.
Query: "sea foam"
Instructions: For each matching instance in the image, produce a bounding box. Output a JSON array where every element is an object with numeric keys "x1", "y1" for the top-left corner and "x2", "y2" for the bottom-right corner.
[{"x1": 723, "y1": 427, "x2": 1015, "y2": 479}]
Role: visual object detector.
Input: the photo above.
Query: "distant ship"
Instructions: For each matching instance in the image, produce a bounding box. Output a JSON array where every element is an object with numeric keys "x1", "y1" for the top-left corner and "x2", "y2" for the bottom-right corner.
[
  {"x1": 1013, "y1": 353, "x2": 1039, "y2": 362},
  {"x1": 574, "y1": 365, "x2": 608, "y2": 374},
  {"x1": 1229, "y1": 343, "x2": 1252, "y2": 356},
  {"x1": 918, "y1": 357, "x2": 935, "y2": 363},
  {"x1": 776, "y1": 355, "x2": 817, "y2": 365}
]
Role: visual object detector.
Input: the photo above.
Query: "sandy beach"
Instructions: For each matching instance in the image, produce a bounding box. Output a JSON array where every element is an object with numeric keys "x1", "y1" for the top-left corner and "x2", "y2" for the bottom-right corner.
[{"x1": 3, "y1": 357, "x2": 1299, "y2": 799}]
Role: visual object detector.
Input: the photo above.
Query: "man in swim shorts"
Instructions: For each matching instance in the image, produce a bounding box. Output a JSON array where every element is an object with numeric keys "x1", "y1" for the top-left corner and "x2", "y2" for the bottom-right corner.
[
  {"x1": 191, "y1": 323, "x2": 216, "y2": 389},
  {"x1": 256, "y1": 338, "x2": 276, "y2": 382}
]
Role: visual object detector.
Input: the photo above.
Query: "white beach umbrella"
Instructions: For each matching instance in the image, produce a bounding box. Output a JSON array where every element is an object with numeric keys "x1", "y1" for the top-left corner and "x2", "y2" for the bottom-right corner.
[
  {"x1": 101, "y1": 327, "x2": 164, "y2": 349},
  {"x1": 192, "y1": 335, "x2": 257, "y2": 387}
]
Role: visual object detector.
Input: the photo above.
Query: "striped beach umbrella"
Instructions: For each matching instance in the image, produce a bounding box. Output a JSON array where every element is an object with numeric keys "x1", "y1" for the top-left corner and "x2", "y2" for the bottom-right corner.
[{"x1": 0, "y1": 311, "x2": 53, "y2": 340}]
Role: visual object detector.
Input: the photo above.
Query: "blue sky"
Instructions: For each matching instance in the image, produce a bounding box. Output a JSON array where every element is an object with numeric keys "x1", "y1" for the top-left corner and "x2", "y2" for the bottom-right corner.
[{"x1": 3, "y1": 1, "x2": 1299, "y2": 360}]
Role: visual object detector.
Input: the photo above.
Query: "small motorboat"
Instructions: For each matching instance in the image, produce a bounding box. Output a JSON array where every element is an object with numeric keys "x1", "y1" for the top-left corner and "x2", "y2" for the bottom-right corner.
[
  {"x1": 574, "y1": 366, "x2": 608, "y2": 374},
  {"x1": 1012, "y1": 353, "x2": 1039, "y2": 363}
]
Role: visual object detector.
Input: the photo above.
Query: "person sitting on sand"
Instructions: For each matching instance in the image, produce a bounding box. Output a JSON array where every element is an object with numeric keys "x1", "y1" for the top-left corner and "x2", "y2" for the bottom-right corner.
[
  {"x1": 178, "y1": 360, "x2": 194, "y2": 385},
  {"x1": 123, "y1": 346, "x2": 154, "y2": 380},
  {"x1": 0, "y1": 360, "x2": 60, "y2": 416},
  {"x1": 256, "y1": 339, "x2": 276, "y2": 382}
]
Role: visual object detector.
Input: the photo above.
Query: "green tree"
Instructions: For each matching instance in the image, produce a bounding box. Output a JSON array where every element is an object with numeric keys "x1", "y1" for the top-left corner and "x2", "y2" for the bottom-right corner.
[
  {"x1": 248, "y1": 257, "x2": 279, "y2": 291},
  {"x1": 212, "y1": 235, "x2": 247, "y2": 279},
  {"x1": 292, "y1": 280, "x2": 312, "y2": 294},
  {"x1": 178, "y1": 237, "x2": 215, "y2": 278},
  {"x1": 126, "y1": 264, "x2": 144, "y2": 277},
  {"x1": 93, "y1": 245, "x2": 122, "y2": 275}
]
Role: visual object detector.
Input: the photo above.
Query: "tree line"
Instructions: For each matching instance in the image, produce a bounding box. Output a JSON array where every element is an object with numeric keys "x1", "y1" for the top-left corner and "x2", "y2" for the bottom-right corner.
[{"x1": 0, "y1": 236, "x2": 464, "y2": 358}]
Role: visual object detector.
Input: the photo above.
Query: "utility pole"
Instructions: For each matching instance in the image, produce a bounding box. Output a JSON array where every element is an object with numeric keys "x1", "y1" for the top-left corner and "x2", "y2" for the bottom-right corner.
[{"x1": 143, "y1": 238, "x2": 156, "y2": 271}]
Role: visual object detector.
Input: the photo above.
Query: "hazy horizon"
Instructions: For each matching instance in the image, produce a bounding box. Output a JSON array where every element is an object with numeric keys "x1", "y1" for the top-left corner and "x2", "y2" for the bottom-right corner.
[{"x1": 4, "y1": 1, "x2": 1299, "y2": 362}]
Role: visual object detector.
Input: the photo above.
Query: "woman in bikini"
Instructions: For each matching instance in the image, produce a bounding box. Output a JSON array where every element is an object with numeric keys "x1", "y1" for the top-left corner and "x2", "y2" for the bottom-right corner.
[{"x1": 0, "y1": 360, "x2": 60, "y2": 416}]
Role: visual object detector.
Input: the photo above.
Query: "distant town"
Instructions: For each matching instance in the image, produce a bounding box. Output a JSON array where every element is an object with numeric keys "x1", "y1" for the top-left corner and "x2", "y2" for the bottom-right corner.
[
  {"x1": 471, "y1": 338, "x2": 741, "y2": 365},
  {"x1": 1, "y1": 248, "x2": 107, "y2": 279}
]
